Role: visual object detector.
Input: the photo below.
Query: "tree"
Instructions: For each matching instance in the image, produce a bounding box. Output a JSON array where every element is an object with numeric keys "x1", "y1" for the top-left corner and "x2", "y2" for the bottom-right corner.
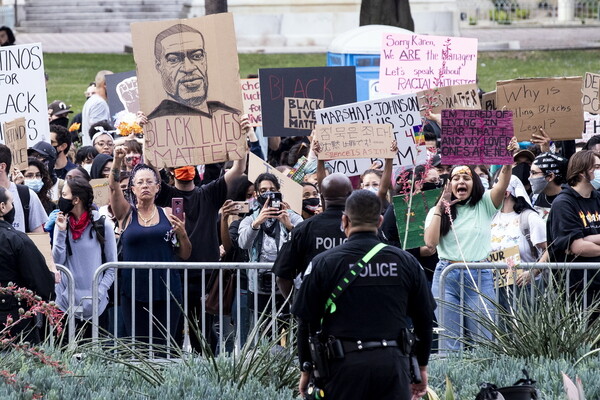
[
  {"x1": 205, "y1": 0, "x2": 227, "y2": 14},
  {"x1": 360, "y1": 0, "x2": 414, "y2": 31}
]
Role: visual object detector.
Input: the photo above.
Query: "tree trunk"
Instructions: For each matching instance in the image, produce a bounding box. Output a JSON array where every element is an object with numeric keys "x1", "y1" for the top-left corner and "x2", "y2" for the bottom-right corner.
[
  {"x1": 360, "y1": 0, "x2": 415, "y2": 31},
  {"x1": 205, "y1": 0, "x2": 227, "y2": 15}
]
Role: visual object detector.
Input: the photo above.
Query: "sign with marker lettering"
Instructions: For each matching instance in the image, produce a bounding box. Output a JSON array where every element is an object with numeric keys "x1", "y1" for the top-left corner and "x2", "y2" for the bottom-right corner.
[
  {"x1": 106, "y1": 70, "x2": 139, "y2": 118},
  {"x1": 314, "y1": 123, "x2": 394, "y2": 160},
  {"x1": 482, "y1": 90, "x2": 496, "y2": 110},
  {"x1": 582, "y1": 72, "x2": 600, "y2": 114},
  {"x1": 440, "y1": 109, "x2": 514, "y2": 165},
  {"x1": 496, "y1": 77, "x2": 584, "y2": 141},
  {"x1": 259, "y1": 66, "x2": 357, "y2": 137},
  {"x1": 90, "y1": 178, "x2": 110, "y2": 207},
  {"x1": 240, "y1": 78, "x2": 262, "y2": 127},
  {"x1": 3, "y1": 117, "x2": 28, "y2": 171},
  {"x1": 488, "y1": 245, "x2": 521, "y2": 288},
  {"x1": 315, "y1": 94, "x2": 424, "y2": 174},
  {"x1": 582, "y1": 111, "x2": 600, "y2": 142},
  {"x1": 417, "y1": 83, "x2": 481, "y2": 114},
  {"x1": 393, "y1": 188, "x2": 442, "y2": 250},
  {"x1": 132, "y1": 13, "x2": 245, "y2": 167},
  {"x1": 0, "y1": 43, "x2": 49, "y2": 147},
  {"x1": 247, "y1": 152, "x2": 302, "y2": 215},
  {"x1": 379, "y1": 33, "x2": 478, "y2": 95}
]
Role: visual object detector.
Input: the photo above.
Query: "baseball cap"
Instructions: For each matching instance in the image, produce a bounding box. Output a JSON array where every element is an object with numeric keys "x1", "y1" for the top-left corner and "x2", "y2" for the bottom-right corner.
[
  {"x1": 48, "y1": 100, "x2": 73, "y2": 117},
  {"x1": 533, "y1": 152, "x2": 568, "y2": 177},
  {"x1": 28, "y1": 141, "x2": 57, "y2": 161},
  {"x1": 513, "y1": 149, "x2": 535, "y2": 164}
]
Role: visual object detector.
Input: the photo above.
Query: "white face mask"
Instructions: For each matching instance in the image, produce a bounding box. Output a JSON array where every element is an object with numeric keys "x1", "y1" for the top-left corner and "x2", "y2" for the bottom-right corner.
[
  {"x1": 24, "y1": 178, "x2": 44, "y2": 193},
  {"x1": 591, "y1": 170, "x2": 600, "y2": 190},
  {"x1": 480, "y1": 176, "x2": 489, "y2": 191},
  {"x1": 365, "y1": 186, "x2": 379, "y2": 194},
  {"x1": 83, "y1": 164, "x2": 92, "y2": 174}
]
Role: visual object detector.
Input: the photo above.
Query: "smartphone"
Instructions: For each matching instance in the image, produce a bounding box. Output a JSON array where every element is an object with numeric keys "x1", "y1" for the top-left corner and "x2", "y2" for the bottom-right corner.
[
  {"x1": 171, "y1": 197, "x2": 184, "y2": 221},
  {"x1": 270, "y1": 192, "x2": 283, "y2": 209},
  {"x1": 232, "y1": 201, "x2": 250, "y2": 214}
]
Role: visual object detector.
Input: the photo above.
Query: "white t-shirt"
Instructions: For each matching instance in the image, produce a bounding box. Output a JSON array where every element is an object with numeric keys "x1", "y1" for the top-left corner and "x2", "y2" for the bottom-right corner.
[
  {"x1": 81, "y1": 94, "x2": 110, "y2": 146},
  {"x1": 490, "y1": 210, "x2": 546, "y2": 263},
  {"x1": 8, "y1": 182, "x2": 49, "y2": 232}
]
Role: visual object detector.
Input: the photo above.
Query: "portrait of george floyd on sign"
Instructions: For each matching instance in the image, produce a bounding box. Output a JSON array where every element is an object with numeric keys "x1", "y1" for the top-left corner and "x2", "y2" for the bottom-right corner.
[
  {"x1": 378, "y1": 33, "x2": 478, "y2": 95},
  {"x1": 106, "y1": 70, "x2": 140, "y2": 118},
  {"x1": 131, "y1": 13, "x2": 244, "y2": 168},
  {"x1": 496, "y1": 76, "x2": 584, "y2": 141},
  {"x1": 0, "y1": 42, "x2": 50, "y2": 147},
  {"x1": 258, "y1": 66, "x2": 357, "y2": 137}
]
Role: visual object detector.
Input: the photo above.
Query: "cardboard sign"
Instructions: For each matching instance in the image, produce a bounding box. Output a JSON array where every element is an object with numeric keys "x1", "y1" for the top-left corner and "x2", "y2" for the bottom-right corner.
[
  {"x1": 393, "y1": 188, "x2": 442, "y2": 250},
  {"x1": 3, "y1": 118, "x2": 28, "y2": 170},
  {"x1": 496, "y1": 77, "x2": 584, "y2": 141},
  {"x1": 487, "y1": 245, "x2": 521, "y2": 288},
  {"x1": 417, "y1": 83, "x2": 481, "y2": 114},
  {"x1": 90, "y1": 178, "x2": 110, "y2": 207},
  {"x1": 131, "y1": 13, "x2": 245, "y2": 167},
  {"x1": 582, "y1": 72, "x2": 600, "y2": 114},
  {"x1": 482, "y1": 91, "x2": 496, "y2": 111},
  {"x1": 0, "y1": 43, "x2": 49, "y2": 147},
  {"x1": 582, "y1": 111, "x2": 600, "y2": 142},
  {"x1": 259, "y1": 66, "x2": 357, "y2": 137},
  {"x1": 315, "y1": 94, "x2": 424, "y2": 175},
  {"x1": 241, "y1": 78, "x2": 261, "y2": 127},
  {"x1": 28, "y1": 233, "x2": 57, "y2": 273},
  {"x1": 247, "y1": 152, "x2": 303, "y2": 215},
  {"x1": 106, "y1": 70, "x2": 139, "y2": 118},
  {"x1": 379, "y1": 33, "x2": 478, "y2": 95},
  {"x1": 440, "y1": 109, "x2": 514, "y2": 165},
  {"x1": 314, "y1": 123, "x2": 394, "y2": 160}
]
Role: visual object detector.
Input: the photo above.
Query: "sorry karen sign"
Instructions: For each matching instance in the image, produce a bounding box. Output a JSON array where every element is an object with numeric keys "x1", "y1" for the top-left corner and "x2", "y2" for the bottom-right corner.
[
  {"x1": 131, "y1": 13, "x2": 245, "y2": 167},
  {"x1": 0, "y1": 43, "x2": 49, "y2": 147},
  {"x1": 259, "y1": 66, "x2": 357, "y2": 137},
  {"x1": 440, "y1": 109, "x2": 514, "y2": 165},
  {"x1": 379, "y1": 33, "x2": 478, "y2": 95}
]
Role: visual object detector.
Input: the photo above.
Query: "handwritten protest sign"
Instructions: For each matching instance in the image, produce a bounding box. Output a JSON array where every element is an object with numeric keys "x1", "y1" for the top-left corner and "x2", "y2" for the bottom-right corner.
[
  {"x1": 379, "y1": 33, "x2": 478, "y2": 95},
  {"x1": 581, "y1": 112, "x2": 600, "y2": 143},
  {"x1": 314, "y1": 123, "x2": 394, "y2": 160},
  {"x1": 482, "y1": 91, "x2": 496, "y2": 111},
  {"x1": 247, "y1": 152, "x2": 302, "y2": 215},
  {"x1": 106, "y1": 70, "x2": 139, "y2": 118},
  {"x1": 496, "y1": 77, "x2": 584, "y2": 141},
  {"x1": 440, "y1": 109, "x2": 514, "y2": 165},
  {"x1": 3, "y1": 118, "x2": 28, "y2": 170},
  {"x1": 315, "y1": 94, "x2": 424, "y2": 175},
  {"x1": 417, "y1": 83, "x2": 481, "y2": 114},
  {"x1": 90, "y1": 178, "x2": 110, "y2": 207},
  {"x1": 259, "y1": 66, "x2": 356, "y2": 137},
  {"x1": 241, "y1": 78, "x2": 261, "y2": 127},
  {"x1": 0, "y1": 43, "x2": 49, "y2": 147},
  {"x1": 583, "y1": 72, "x2": 600, "y2": 114},
  {"x1": 132, "y1": 13, "x2": 244, "y2": 167},
  {"x1": 28, "y1": 233, "x2": 57, "y2": 274},
  {"x1": 488, "y1": 245, "x2": 521, "y2": 288},
  {"x1": 393, "y1": 188, "x2": 442, "y2": 250}
]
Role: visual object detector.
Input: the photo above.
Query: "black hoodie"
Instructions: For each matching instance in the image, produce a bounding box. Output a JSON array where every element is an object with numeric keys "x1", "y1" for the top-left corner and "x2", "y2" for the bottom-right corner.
[{"x1": 89, "y1": 153, "x2": 113, "y2": 180}]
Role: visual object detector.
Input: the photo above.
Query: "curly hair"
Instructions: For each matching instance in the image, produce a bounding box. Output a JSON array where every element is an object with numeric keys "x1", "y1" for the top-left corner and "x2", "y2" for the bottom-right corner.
[{"x1": 25, "y1": 157, "x2": 54, "y2": 212}]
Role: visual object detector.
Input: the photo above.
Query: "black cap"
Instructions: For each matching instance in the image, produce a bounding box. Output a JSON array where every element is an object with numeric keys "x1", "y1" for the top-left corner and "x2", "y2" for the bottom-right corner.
[{"x1": 28, "y1": 141, "x2": 57, "y2": 161}]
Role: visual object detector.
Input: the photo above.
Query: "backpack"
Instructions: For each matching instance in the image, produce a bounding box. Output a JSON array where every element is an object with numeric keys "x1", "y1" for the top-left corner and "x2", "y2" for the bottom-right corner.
[
  {"x1": 518, "y1": 209, "x2": 540, "y2": 260},
  {"x1": 15, "y1": 184, "x2": 30, "y2": 233}
]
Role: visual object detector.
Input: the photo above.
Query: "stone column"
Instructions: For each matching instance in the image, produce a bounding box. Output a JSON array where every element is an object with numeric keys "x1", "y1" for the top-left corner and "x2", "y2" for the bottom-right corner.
[
  {"x1": 183, "y1": 0, "x2": 206, "y2": 19},
  {"x1": 557, "y1": 0, "x2": 575, "y2": 22}
]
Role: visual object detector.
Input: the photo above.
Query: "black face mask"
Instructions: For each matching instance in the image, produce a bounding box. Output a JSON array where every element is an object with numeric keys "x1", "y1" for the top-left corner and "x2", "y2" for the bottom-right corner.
[
  {"x1": 421, "y1": 182, "x2": 441, "y2": 191},
  {"x1": 58, "y1": 197, "x2": 74, "y2": 214},
  {"x1": 439, "y1": 173, "x2": 450, "y2": 186},
  {"x1": 2, "y1": 207, "x2": 15, "y2": 224},
  {"x1": 302, "y1": 197, "x2": 320, "y2": 215},
  {"x1": 257, "y1": 192, "x2": 273, "y2": 207}
]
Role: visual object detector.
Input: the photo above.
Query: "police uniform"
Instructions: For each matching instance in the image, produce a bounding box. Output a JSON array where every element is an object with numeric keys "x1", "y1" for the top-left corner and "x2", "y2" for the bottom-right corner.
[
  {"x1": 272, "y1": 204, "x2": 347, "y2": 284},
  {"x1": 292, "y1": 231, "x2": 434, "y2": 400}
]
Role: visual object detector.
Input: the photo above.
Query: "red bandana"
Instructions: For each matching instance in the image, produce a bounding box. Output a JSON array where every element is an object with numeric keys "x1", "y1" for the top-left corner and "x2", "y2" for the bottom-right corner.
[{"x1": 69, "y1": 211, "x2": 90, "y2": 240}]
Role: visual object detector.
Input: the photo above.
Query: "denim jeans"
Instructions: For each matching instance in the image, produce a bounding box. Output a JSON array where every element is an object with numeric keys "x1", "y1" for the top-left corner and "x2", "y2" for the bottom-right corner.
[{"x1": 431, "y1": 259, "x2": 496, "y2": 354}]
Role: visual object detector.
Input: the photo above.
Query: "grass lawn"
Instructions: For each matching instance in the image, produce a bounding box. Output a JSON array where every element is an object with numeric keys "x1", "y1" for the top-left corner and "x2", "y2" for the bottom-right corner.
[{"x1": 44, "y1": 49, "x2": 600, "y2": 114}]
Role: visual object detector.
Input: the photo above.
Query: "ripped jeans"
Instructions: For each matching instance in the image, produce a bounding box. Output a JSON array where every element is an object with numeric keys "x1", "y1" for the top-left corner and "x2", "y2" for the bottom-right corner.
[{"x1": 431, "y1": 259, "x2": 496, "y2": 354}]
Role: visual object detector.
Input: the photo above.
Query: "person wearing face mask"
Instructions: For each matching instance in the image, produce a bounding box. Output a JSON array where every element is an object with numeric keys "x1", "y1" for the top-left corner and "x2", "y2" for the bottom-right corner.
[
  {"x1": 273, "y1": 173, "x2": 352, "y2": 300},
  {"x1": 529, "y1": 152, "x2": 568, "y2": 219},
  {"x1": 475, "y1": 165, "x2": 492, "y2": 191},
  {"x1": 75, "y1": 146, "x2": 99, "y2": 176},
  {"x1": 547, "y1": 150, "x2": 600, "y2": 310},
  {"x1": 22, "y1": 158, "x2": 56, "y2": 215},
  {"x1": 0, "y1": 186, "x2": 55, "y2": 343},
  {"x1": 50, "y1": 125, "x2": 76, "y2": 180},
  {"x1": 358, "y1": 141, "x2": 398, "y2": 213},
  {"x1": 300, "y1": 182, "x2": 322, "y2": 219},
  {"x1": 424, "y1": 137, "x2": 519, "y2": 353}
]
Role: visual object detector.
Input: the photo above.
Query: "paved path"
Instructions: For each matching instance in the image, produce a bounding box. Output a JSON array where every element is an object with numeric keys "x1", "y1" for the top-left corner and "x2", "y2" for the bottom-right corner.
[{"x1": 15, "y1": 25, "x2": 600, "y2": 53}]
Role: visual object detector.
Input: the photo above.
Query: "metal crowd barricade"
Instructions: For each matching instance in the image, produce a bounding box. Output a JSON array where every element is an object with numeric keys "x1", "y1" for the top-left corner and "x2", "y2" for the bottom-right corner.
[
  {"x1": 91, "y1": 262, "x2": 282, "y2": 356},
  {"x1": 437, "y1": 262, "x2": 600, "y2": 350},
  {"x1": 54, "y1": 264, "x2": 76, "y2": 345}
]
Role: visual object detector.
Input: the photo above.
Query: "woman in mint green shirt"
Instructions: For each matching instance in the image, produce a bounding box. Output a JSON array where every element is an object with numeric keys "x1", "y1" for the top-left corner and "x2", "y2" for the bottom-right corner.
[{"x1": 425, "y1": 156, "x2": 515, "y2": 353}]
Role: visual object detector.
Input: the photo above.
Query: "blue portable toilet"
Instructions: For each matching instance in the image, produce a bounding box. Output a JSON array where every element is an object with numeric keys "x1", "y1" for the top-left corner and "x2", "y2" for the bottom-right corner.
[{"x1": 327, "y1": 25, "x2": 413, "y2": 101}]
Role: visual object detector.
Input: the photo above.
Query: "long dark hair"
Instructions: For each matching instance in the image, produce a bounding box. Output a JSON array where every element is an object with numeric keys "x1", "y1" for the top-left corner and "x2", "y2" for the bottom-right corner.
[
  {"x1": 512, "y1": 195, "x2": 535, "y2": 214},
  {"x1": 25, "y1": 157, "x2": 54, "y2": 211},
  {"x1": 440, "y1": 165, "x2": 485, "y2": 236},
  {"x1": 66, "y1": 176, "x2": 94, "y2": 224}
]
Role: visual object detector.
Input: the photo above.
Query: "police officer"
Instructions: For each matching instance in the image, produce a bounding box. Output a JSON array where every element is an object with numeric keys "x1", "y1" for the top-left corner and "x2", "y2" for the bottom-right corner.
[
  {"x1": 273, "y1": 173, "x2": 352, "y2": 299},
  {"x1": 293, "y1": 190, "x2": 434, "y2": 400}
]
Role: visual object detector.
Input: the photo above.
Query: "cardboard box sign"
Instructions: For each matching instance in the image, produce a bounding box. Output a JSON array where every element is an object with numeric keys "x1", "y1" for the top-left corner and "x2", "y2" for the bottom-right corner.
[
  {"x1": 496, "y1": 77, "x2": 584, "y2": 141},
  {"x1": 0, "y1": 43, "x2": 50, "y2": 147},
  {"x1": 90, "y1": 178, "x2": 110, "y2": 207},
  {"x1": 417, "y1": 83, "x2": 481, "y2": 115},
  {"x1": 314, "y1": 123, "x2": 395, "y2": 160},
  {"x1": 482, "y1": 91, "x2": 496, "y2": 111},
  {"x1": 258, "y1": 66, "x2": 357, "y2": 137},
  {"x1": 3, "y1": 117, "x2": 28, "y2": 171},
  {"x1": 379, "y1": 33, "x2": 478, "y2": 95},
  {"x1": 131, "y1": 13, "x2": 245, "y2": 168}
]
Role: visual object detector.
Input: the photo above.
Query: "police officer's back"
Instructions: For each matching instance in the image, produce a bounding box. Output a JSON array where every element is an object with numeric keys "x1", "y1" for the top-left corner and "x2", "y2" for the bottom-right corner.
[{"x1": 293, "y1": 190, "x2": 434, "y2": 400}]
